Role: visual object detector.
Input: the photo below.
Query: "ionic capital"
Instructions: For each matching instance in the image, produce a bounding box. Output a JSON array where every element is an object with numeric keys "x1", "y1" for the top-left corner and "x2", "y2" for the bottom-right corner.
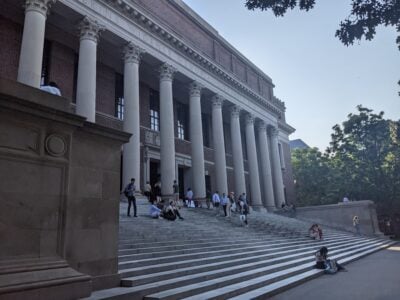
[
  {"x1": 231, "y1": 105, "x2": 241, "y2": 118},
  {"x1": 159, "y1": 63, "x2": 176, "y2": 81},
  {"x1": 78, "y1": 16, "x2": 105, "y2": 43},
  {"x1": 123, "y1": 42, "x2": 145, "y2": 64},
  {"x1": 189, "y1": 81, "x2": 203, "y2": 97},
  {"x1": 211, "y1": 95, "x2": 224, "y2": 109},
  {"x1": 246, "y1": 113, "x2": 255, "y2": 126},
  {"x1": 24, "y1": 0, "x2": 56, "y2": 17}
]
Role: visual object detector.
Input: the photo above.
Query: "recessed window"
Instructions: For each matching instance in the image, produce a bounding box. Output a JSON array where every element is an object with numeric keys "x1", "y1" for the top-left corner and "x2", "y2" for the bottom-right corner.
[
  {"x1": 115, "y1": 73, "x2": 124, "y2": 120},
  {"x1": 176, "y1": 102, "x2": 188, "y2": 140},
  {"x1": 150, "y1": 89, "x2": 160, "y2": 131}
]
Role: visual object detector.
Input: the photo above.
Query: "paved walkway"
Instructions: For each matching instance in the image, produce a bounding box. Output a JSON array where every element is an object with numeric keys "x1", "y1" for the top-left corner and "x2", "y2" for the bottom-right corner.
[{"x1": 271, "y1": 244, "x2": 400, "y2": 300}]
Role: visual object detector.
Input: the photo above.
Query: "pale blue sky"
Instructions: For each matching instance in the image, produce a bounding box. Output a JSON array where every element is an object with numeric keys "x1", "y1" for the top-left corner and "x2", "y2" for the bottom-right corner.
[{"x1": 183, "y1": 0, "x2": 400, "y2": 151}]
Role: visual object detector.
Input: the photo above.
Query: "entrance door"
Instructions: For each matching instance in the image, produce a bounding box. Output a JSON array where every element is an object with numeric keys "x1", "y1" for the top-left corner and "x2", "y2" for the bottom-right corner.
[
  {"x1": 150, "y1": 161, "x2": 160, "y2": 187},
  {"x1": 178, "y1": 167, "x2": 184, "y2": 199}
]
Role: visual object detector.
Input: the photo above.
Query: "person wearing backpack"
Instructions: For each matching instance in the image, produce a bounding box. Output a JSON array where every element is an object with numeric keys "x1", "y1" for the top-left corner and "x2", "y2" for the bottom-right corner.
[
  {"x1": 123, "y1": 178, "x2": 137, "y2": 217},
  {"x1": 315, "y1": 247, "x2": 346, "y2": 274}
]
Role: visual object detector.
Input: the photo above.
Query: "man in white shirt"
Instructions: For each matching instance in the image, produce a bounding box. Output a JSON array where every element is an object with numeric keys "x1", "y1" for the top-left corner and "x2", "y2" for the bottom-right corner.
[
  {"x1": 212, "y1": 191, "x2": 220, "y2": 215},
  {"x1": 40, "y1": 81, "x2": 61, "y2": 96},
  {"x1": 186, "y1": 188, "x2": 194, "y2": 207}
]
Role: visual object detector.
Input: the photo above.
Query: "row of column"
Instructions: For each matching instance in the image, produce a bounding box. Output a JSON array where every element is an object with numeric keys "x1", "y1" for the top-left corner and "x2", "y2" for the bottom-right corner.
[{"x1": 16, "y1": 0, "x2": 286, "y2": 210}]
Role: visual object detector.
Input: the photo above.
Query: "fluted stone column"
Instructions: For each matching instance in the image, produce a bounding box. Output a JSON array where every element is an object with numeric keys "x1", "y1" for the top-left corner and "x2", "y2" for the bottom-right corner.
[
  {"x1": 189, "y1": 81, "x2": 206, "y2": 200},
  {"x1": 211, "y1": 95, "x2": 228, "y2": 194},
  {"x1": 159, "y1": 63, "x2": 176, "y2": 197},
  {"x1": 230, "y1": 105, "x2": 246, "y2": 196},
  {"x1": 17, "y1": 0, "x2": 56, "y2": 87},
  {"x1": 270, "y1": 127, "x2": 285, "y2": 208},
  {"x1": 245, "y1": 114, "x2": 263, "y2": 209},
  {"x1": 258, "y1": 121, "x2": 275, "y2": 211},
  {"x1": 122, "y1": 42, "x2": 145, "y2": 188},
  {"x1": 76, "y1": 16, "x2": 104, "y2": 123}
]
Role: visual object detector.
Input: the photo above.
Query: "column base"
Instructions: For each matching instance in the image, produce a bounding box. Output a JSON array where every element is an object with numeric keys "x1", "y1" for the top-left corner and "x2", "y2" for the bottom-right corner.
[
  {"x1": 265, "y1": 205, "x2": 277, "y2": 213},
  {"x1": 251, "y1": 205, "x2": 268, "y2": 213}
]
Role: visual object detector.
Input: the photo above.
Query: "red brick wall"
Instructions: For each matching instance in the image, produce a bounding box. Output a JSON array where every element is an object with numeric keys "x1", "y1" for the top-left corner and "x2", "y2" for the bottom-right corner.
[
  {"x1": 0, "y1": 16, "x2": 22, "y2": 81},
  {"x1": 48, "y1": 42, "x2": 76, "y2": 101},
  {"x1": 96, "y1": 63, "x2": 116, "y2": 116}
]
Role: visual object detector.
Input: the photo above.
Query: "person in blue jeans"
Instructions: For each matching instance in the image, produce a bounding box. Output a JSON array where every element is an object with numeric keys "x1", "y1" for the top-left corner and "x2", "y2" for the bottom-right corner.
[{"x1": 123, "y1": 178, "x2": 137, "y2": 217}]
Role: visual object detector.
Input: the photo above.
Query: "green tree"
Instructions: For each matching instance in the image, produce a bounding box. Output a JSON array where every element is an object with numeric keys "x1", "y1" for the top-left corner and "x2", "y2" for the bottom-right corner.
[{"x1": 245, "y1": 0, "x2": 400, "y2": 49}]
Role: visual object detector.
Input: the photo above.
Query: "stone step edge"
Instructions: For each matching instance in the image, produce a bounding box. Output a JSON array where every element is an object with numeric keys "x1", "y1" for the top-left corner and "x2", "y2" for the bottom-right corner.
[
  {"x1": 118, "y1": 236, "x2": 373, "y2": 270},
  {"x1": 226, "y1": 241, "x2": 398, "y2": 300},
  {"x1": 144, "y1": 240, "x2": 390, "y2": 300},
  {"x1": 120, "y1": 239, "x2": 378, "y2": 288}
]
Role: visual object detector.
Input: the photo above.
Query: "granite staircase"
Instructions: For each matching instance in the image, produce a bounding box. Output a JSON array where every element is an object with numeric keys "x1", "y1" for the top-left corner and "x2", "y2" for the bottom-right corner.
[{"x1": 85, "y1": 201, "x2": 395, "y2": 299}]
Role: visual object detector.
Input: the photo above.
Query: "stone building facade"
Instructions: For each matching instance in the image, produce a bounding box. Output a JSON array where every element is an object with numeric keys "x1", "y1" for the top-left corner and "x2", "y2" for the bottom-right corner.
[{"x1": 0, "y1": 0, "x2": 296, "y2": 210}]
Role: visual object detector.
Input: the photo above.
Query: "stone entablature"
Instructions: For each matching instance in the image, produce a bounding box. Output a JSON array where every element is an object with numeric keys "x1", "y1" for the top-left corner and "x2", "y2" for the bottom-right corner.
[{"x1": 91, "y1": 0, "x2": 285, "y2": 118}]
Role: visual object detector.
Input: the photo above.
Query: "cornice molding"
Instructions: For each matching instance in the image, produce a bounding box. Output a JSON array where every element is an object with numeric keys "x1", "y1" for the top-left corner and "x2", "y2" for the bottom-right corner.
[{"x1": 102, "y1": 0, "x2": 285, "y2": 117}]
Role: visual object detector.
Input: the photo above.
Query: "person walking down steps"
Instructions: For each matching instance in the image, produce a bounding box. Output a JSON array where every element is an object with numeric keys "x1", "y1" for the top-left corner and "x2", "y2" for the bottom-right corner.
[{"x1": 123, "y1": 178, "x2": 137, "y2": 217}]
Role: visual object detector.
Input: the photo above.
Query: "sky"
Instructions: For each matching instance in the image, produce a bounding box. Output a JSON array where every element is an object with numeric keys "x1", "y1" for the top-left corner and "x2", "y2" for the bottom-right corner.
[{"x1": 182, "y1": 0, "x2": 400, "y2": 151}]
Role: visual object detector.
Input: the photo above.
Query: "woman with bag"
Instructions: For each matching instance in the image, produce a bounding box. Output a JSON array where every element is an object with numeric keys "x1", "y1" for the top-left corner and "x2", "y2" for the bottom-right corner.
[{"x1": 315, "y1": 247, "x2": 346, "y2": 274}]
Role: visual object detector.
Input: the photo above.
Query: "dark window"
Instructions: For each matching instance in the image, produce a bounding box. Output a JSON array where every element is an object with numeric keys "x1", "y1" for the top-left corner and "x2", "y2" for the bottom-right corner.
[
  {"x1": 40, "y1": 40, "x2": 51, "y2": 86},
  {"x1": 202, "y1": 113, "x2": 210, "y2": 148},
  {"x1": 150, "y1": 89, "x2": 160, "y2": 131},
  {"x1": 115, "y1": 73, "x2": 124, "y2": 120},
  {"x1": 241, "y1": 127, "x2": 247, "y2": 160},
  {"x1": 176, "y1": 102, "x2": 188, "y2": 140}
]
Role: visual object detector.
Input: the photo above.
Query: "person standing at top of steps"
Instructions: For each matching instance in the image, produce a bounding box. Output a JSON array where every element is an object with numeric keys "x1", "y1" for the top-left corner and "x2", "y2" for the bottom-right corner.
[
  {"x1": 173, "y1": 180, "x2": 179, "y2": 205},
  {"x1": 221, "y1": 193, "x2": 228, "y2": 217},
  {"x1": 315, "y1": 247, "x2": 346, "y2": 273},
  {"x1": 123, "y1": 178, "x2": 137, "y2": 217},
  {"x1": 212, "y1": 191, "x2": 221, "y2": 215},
  {"x1": 239, "y1": 199, "x2": 249, "y2": 227},
  {"x1": 144, "y1": 181, "x2": 152, "y2": 203},
  {"x1": 353, "y1": 215, "x2": 361, "y2": 235}
]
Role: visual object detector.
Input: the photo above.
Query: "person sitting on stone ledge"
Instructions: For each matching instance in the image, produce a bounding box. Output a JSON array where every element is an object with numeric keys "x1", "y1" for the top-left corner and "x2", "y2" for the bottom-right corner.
[
  {"x1": 309, "y1": 224, "x2": 323, "y2": 240},
  {"x1": 149, "y1": 203, "x2": 162, "y2": 219},
  {"x1": 163, "y1": 201, "x2": 184, "y2": 221},
  {"x1": 315, "y1": 246, "x2": 346, "y2": 273},
  {"x1": 40, "y1": 81, "x2": 61, "y2": 96}
]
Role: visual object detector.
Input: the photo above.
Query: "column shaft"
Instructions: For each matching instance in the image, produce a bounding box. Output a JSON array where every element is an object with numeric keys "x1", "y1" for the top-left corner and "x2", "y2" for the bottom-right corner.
[
  {"x1": 17, "y1": 0, "x2": 55, "y2": 87},
  {"x1": 76, "y1": 17, "x2": 103, "y2": 123},
  {"x1": 211, "y1": 95, "x2": 228, "y2": 194},
  {"x1": 270, "y1": 127, "x2": 286, "y2": 207},
  {"x1": 189, "y1": 82, "x2": 206, "y2": 199},
  {"x1": 122, "y1": 43, "x2": 144, "y2": 189},
  {"x1": 159, "y1": 63, "x2": 176, "y2": 197},
  {"x1": 258, "y1": 122, "x2": 275, "y2": 211},
  {"x1": 245, "y1": 114, "x2": 263, "y2": 208},
  {"x1": 230, "y1": 106, "x2": 246, "y2": 196}
]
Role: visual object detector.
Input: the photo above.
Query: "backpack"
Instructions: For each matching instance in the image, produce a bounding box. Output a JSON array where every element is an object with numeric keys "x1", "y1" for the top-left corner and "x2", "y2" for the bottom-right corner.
[{"x1": 324, "y1": 259, "x2": 338, "y2": 274}]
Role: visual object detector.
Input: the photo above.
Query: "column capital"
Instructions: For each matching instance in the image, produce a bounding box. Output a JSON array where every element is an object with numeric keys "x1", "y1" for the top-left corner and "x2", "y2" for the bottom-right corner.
[
  {"x1": 230, "y1": 105, "x2": 241, "y2": 118},
  {"x1": 257, "y1": 120, "x2": 268, "y2": 132},
  {"x1": 246, "y1": 113, "x2": 255, "y2": 126},
  {"x1": 159, "y1": 63, "x2": 176, "y2": 81},
  {"x1": 189, "y1": 81, "x2": 203, "y2": 97},
  {"x1": 211, "y1": 95, "x2": 224, "y2": 108},
  {"x1": 123, "y1": 42, "x2": 145, "y2": 64},
  {"x1": 24, "y1": 0, "x2": 56, "y2": 17},
  {"x1": 269, "y1": 126, "x2": 279, "y2": 137},
  {"x1": 78, "y1": 16, "x2": 105, "y2": 43}
]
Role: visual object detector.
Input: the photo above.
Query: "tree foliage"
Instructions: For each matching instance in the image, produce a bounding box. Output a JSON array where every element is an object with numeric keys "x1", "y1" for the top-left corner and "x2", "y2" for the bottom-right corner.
[
  {"x1": 245, "y1": 0, "x2": 400, "y2": 49},
  {"x1": 292, "y1": 106, "x2": 400, "y2": 213}
]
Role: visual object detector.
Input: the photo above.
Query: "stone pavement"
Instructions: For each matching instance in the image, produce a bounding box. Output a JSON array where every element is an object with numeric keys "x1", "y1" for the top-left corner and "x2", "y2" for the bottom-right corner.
[{"x1": 270, "y1": 245, "x2": 400, "y2": 300}]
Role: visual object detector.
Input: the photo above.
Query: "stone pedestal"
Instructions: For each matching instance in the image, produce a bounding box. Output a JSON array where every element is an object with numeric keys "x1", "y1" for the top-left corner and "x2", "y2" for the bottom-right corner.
[{"x1": 0, "y1": 78, "x2": 131, "y2": 299}]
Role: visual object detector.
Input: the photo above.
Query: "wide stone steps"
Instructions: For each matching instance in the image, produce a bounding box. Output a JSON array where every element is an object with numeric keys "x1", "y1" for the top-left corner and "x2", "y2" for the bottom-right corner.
[{"x1": 83, "y1": 203, "x2": 394, "y2": 299}]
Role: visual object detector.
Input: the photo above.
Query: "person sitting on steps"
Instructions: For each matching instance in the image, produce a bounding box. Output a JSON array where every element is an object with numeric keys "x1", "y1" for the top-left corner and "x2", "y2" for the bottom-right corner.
[
  {"x1": 309, "y1": 224, "x2": 323, "y2": 240},
  {"x1": 315, "y1": 246, "x2": 346, "y2": 273},
  {"x1": 163, "y1": 201, "x2": 184, "y2": 221}
]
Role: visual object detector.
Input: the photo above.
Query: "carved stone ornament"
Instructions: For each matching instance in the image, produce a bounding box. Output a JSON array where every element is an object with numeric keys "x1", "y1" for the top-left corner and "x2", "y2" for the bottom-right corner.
[
  {"x1": 159, "y1": 63, "x2": 176, "y2": 81},
  {"x1": 189, "y1": 81, "x2": 203, "y2": 97},
  {"x1": 78, "y1": 16, "x2": 105, "y2": 43},
  {"x1": 269, "y1": 126, "x2": 279, "y2": 137},
  {"x1": 231, "y1": 105, "x2": 241, "y2": 118},
  {"x1": 123, "y1": 42, "x2": 145, "y2": 64},
  {"x1": 45, "y1": 134, "x2": 67, "y2": 157},
  {"x1": 246, "y1": 114, "x2": 255, "y2": 126},
  {"x1": 24, "y1": 0, "x2": 56, "y2": 17},
  {"x1": 211, "y1": 95, "x2": 224, "y2": 108},
  {"x1": 258, "y1": 121, "x2": 267, "y2": 132}
]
